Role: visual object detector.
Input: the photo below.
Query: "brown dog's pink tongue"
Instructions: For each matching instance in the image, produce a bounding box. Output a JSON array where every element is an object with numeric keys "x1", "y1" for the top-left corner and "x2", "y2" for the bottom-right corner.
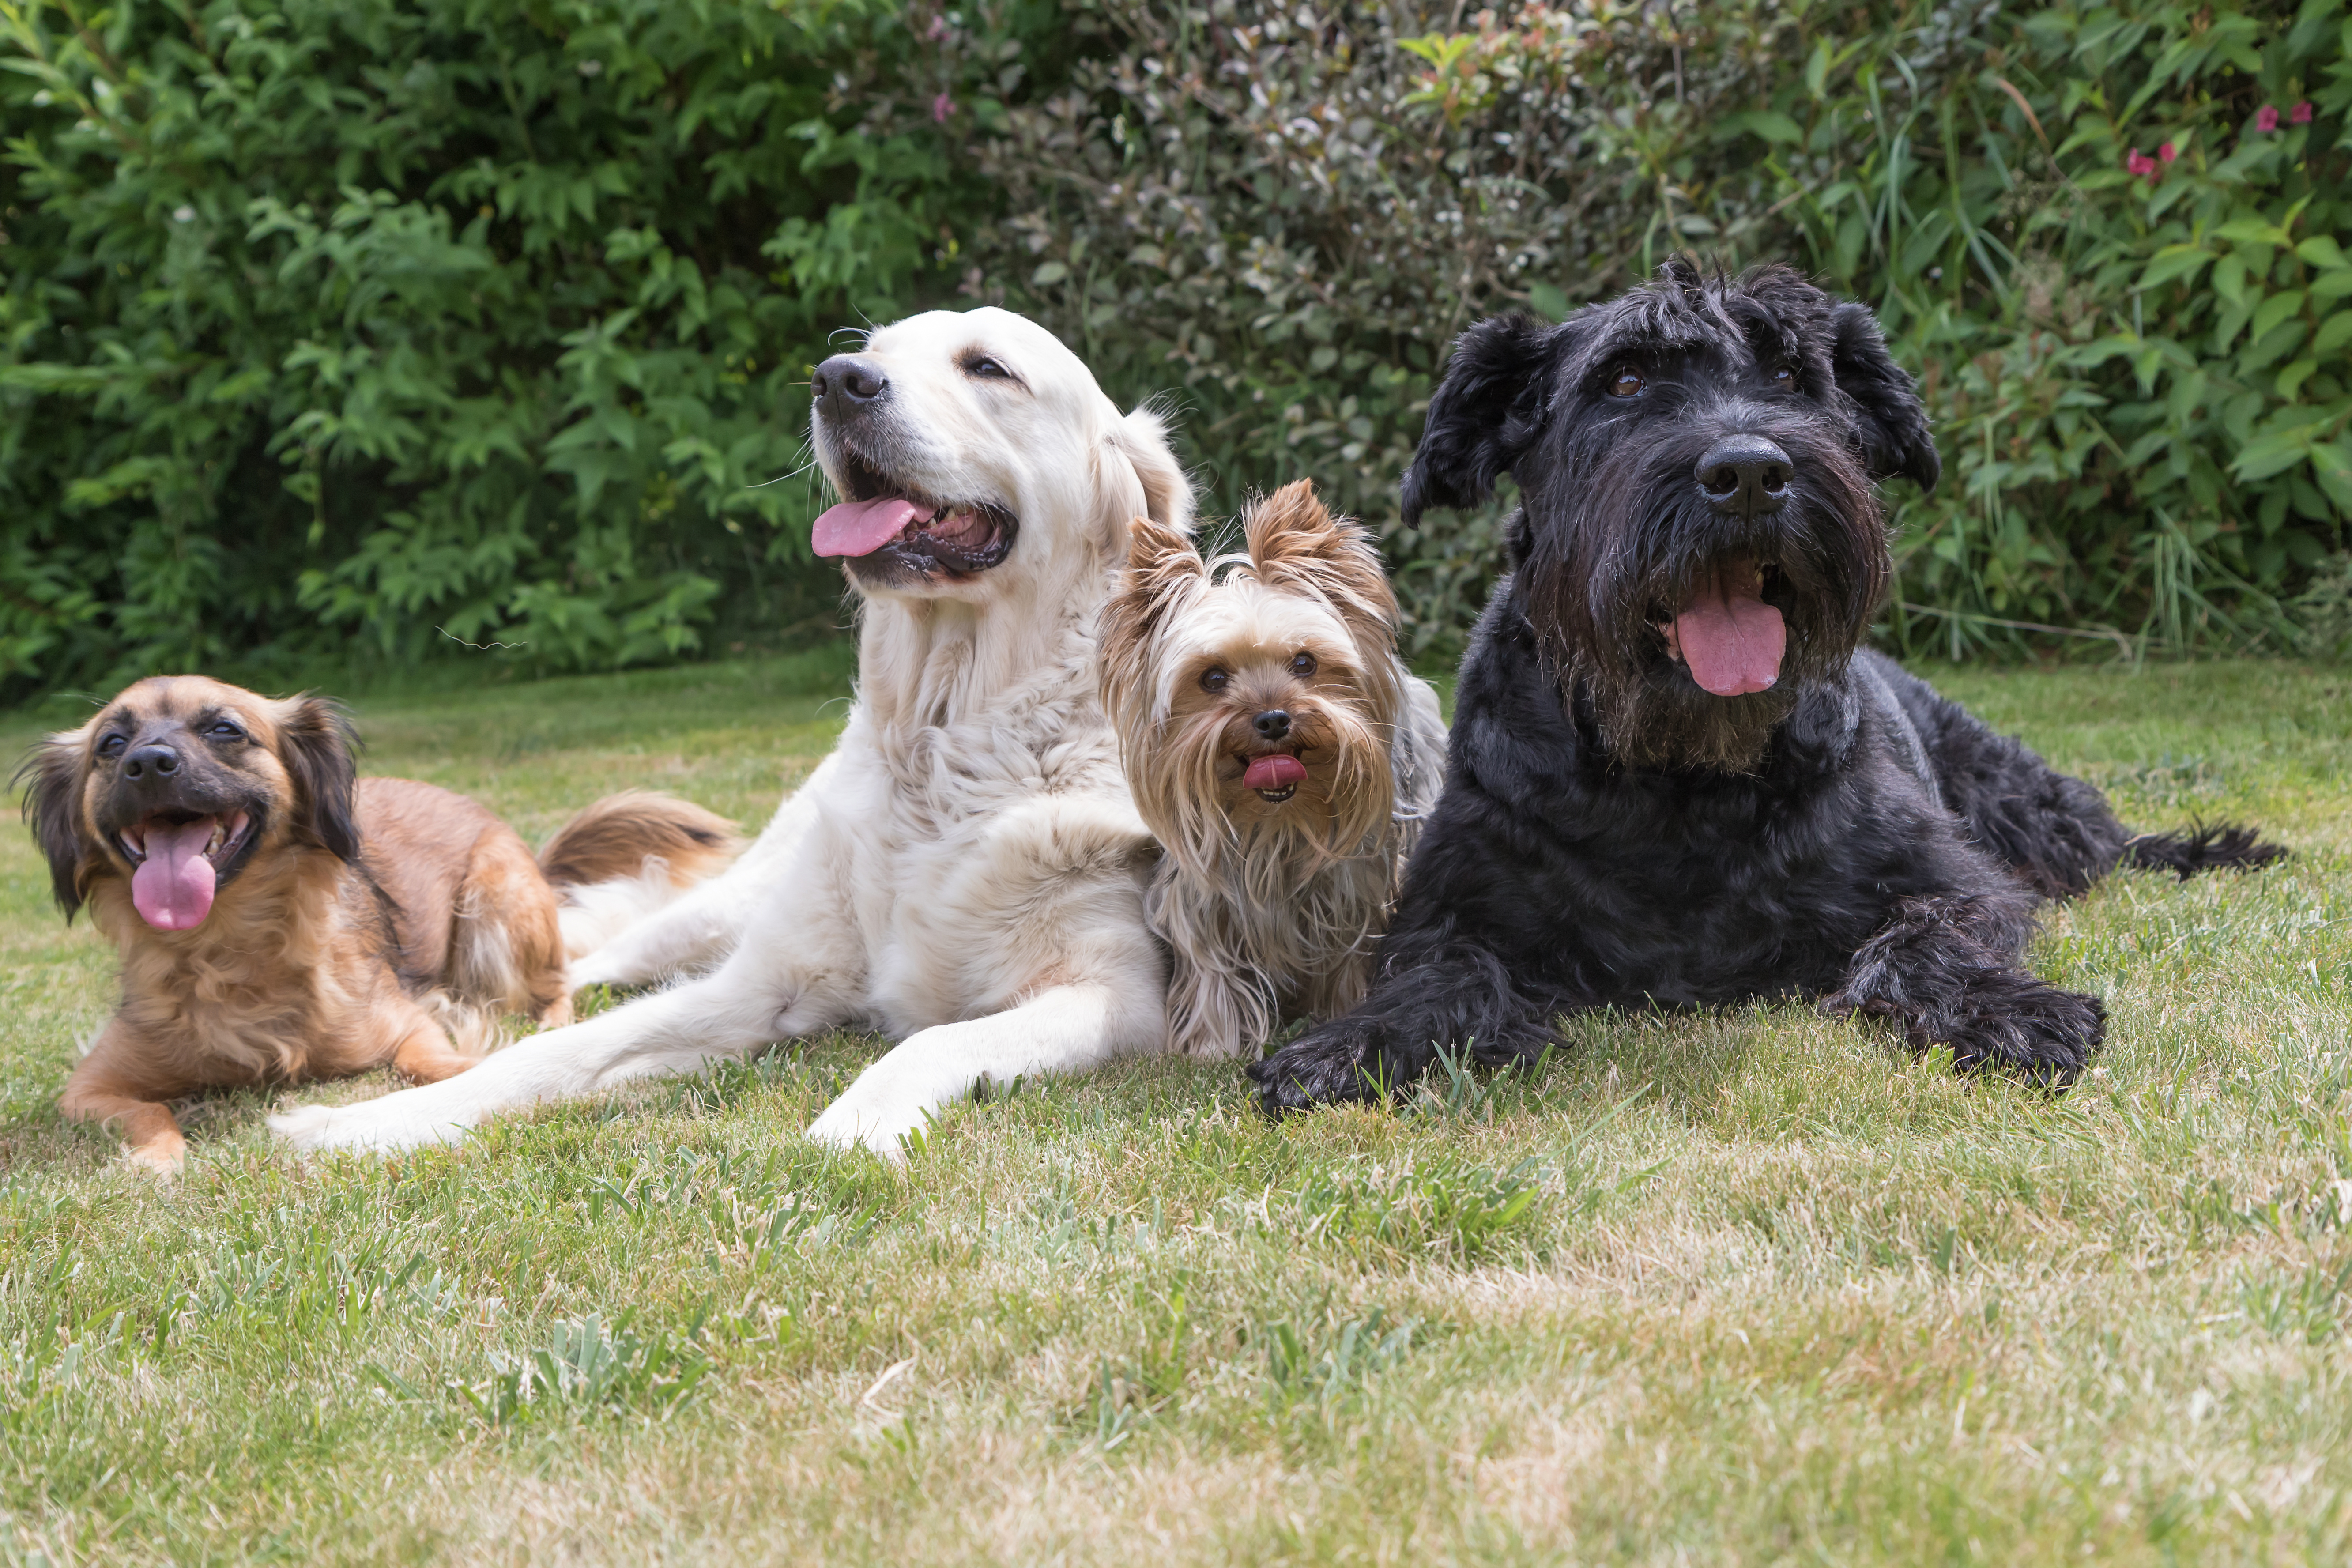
[
  {"x1": 1670, "y1": 562, "x2": 1786, "y2": 697},
  {"x1": 131, "y1": 818, "x2": 219, "y2": 931},
  {"x1": 1244, "y1": 755, "x2": 1308, "y2": 792},
  {"x1": 813, "y1": 498, "x2": 923, "y2": 559}
]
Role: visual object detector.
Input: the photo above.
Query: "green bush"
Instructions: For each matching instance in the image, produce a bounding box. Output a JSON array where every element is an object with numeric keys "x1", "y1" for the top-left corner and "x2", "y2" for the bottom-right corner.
[
  {"x1": 3, "y1": 0, "x2": 2348, "y2": 696},
  {"x1": 975, "y1": 0, "x2": 2352, "y2": 662},
  {"x1": 0, "y1": 0, "x2": 1052, "y2": 697}
]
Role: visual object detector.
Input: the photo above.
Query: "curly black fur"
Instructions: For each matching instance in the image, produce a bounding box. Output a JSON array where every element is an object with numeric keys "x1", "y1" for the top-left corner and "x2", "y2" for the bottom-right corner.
[{"x1": 1251, "y1": 260, "x2": 2282, "y2": 1112}]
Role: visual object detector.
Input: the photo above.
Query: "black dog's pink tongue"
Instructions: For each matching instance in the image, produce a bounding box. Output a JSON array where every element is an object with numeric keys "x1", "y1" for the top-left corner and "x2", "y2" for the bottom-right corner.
[
  {"x1": 1244, "y1": 755, "x2": 1308, "y2": 792},
  {"x1": 1669, "y1": 560, "x2": 1785, "y2": 697},
  {"x1": 813, "y1": 497, "x2": 923, "y2": 559},
  {"x1": 131, "y1": 818, "x2": 219, "y2": 931}
]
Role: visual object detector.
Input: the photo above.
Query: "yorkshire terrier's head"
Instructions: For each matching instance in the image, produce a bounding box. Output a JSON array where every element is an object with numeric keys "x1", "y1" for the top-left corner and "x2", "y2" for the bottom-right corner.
[{"x1": 1100, "y1": 481, "x2": 1408, "y2": 872}]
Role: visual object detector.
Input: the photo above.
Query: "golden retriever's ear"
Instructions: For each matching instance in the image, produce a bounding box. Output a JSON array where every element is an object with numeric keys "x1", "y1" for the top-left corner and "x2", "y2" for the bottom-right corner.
[
  {"x1": 278, "y1": 697, "x2": 360, "y2": 862},
  {"x1": 1244, "y1": 480, "x2": 1402, "y2": 652},
  {"x1": 15, "y1": 735, "x2": 91, "y2": 922},
  {"x1": 1108, "y1": 404, "x2": 1193, "y2": 535}
]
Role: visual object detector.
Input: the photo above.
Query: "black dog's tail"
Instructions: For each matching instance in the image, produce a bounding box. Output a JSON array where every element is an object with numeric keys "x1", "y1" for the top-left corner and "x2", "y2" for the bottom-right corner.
[{"x1": 2121, "y1": 823, "x2": 2287, "y2": 880}]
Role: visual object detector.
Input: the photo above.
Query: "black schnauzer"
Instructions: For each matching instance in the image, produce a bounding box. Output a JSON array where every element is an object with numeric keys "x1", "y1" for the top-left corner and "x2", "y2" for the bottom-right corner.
[{"x1": 1251, "y1": 260, "x2": 2280, "y2": 1109}]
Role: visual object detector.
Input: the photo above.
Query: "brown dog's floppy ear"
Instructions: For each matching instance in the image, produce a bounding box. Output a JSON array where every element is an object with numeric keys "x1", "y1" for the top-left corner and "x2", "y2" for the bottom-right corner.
[
  {"x1": 278, "y1": 696, "x2": 360, "y2": 863},
  {"x1": 1245, "y1": 481, "x2": 1402, "y2": 652},
  {"x1": 15, "y1": 734, "x2": 91, "y2": 922}
]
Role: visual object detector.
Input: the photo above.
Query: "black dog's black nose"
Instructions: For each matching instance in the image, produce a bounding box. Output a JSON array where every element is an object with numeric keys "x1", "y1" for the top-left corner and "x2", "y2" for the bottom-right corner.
[
  {"x1": 1252, "y1": 710, "x2": 1292, "y2": 742},
  {"x1": 122, "y1": 744, "x2": 180, "y2": 781},
  {"x1": 811, "y1": 354, "x2": 888, "y2": 414},
  {"x1": 1696, "y1": 437, "x2": 1793, "y2": 517}
]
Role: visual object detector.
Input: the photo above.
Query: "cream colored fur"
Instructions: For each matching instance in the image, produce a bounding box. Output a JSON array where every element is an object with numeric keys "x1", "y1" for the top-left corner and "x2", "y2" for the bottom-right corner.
[{"x1": 271, "y1": 308, "x2": 1187, "y2": 1159}]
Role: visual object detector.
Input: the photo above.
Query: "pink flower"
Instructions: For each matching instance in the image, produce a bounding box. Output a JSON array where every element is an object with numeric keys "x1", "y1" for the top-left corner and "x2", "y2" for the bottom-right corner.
[
  {"x1": 2255, "y1": 105, "x2": 2280, "y2": 132},
  {"x1": 2126, "y1": 148, "x2": 2158, "y2": 177},
  {"x1": 926, "y1": 15, "x2": 948, "y2": 40},
  {"x1": 2159, "y1": 141, "x2": 2177, "y2": 163},
  {"x1": 2291, "y1": 101, "x2": 2313, "y2": 125},
  {"x1": 932, "y1": 93, "x2": 955, "y2": 123}
]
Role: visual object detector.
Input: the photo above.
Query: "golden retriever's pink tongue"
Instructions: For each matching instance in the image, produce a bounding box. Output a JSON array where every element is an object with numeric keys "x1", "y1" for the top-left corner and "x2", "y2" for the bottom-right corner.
[
  {"x1": 132, "y1": 819, "x2": 218, "y2": 931},
  {"x1": 1670, "y1": 562, "x2": 1785, "y2": 697},
  {"x1": 813, "y1": 498, "x2": 923, "y2": 559}
]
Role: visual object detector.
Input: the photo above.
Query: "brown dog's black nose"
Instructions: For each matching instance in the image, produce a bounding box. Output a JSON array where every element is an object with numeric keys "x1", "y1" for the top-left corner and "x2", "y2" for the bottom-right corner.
[
  {"x1": 1696, "y1": 437, "x2": 1792, "y2": 518},
  {"x1": 1252, "y1": 710, "x2": 1291, "y2": 742},
  {"x1": 812, "y1": 354, "x2": 888, "y2": 416},
  {"x1": 122, "y1": 743, "x2": 180, "y2": 782}
]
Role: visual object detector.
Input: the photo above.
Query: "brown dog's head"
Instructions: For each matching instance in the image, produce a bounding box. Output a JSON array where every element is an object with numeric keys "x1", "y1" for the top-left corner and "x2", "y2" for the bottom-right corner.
[{"x1": 16, "y1": 676, "x2": 359, "y2": 931}]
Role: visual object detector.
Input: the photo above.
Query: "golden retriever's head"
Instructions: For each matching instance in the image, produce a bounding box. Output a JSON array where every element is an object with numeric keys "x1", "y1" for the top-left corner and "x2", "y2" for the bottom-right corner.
[
  {"x1": 16, "y1": 677, "x2": 358, "y2": 931},
  {"x1": 806, "y1": 307, "x2": 1188, "y2": 604}
]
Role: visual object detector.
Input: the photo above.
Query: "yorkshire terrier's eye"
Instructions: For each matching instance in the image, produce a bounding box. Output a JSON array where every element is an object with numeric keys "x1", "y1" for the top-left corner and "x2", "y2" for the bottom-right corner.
[
  {"x1": 97, "y1": 734, "x2": 128, "y2": 758},
  {"x1": 1288, "y1": 651, "x2": 1318, "y2": 678},
  {"x1": 1609, "y1": 368, "x2": 1645, "y2": 398},
  {"x1": 1199, "y1": 667, "x2": 1229, "y2": 694}
]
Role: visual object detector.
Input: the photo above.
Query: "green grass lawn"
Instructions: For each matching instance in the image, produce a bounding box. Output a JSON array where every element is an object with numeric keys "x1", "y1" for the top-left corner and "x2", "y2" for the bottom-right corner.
[{"x1": 3, "y1": 651, "x2": 2349, "y2": 1565}]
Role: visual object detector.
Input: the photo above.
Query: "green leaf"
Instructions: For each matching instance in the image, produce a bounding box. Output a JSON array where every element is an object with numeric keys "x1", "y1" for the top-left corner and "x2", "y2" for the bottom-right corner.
[
  {"x1": 2215, "y1": 217, "x2": 2294, "y2": 246},
  {"x1": 2315, "y1": 312, "x2": 2352, "y2": 358},
  {"x1": 2276, "y1": 359, "x2": 2319, "y2": 401},
  {"x1": 2297, "y1": 236, "x2": 2350, "y2": 271},
  {"x1": 1527, "y1": 281, "x2": 1570, "y2": 321},
  {"x1": 2232, "y1": 428, "x2": 2316, "y2": 482},
  {"x1": 2137, "y1": 244, "x2": 2211, "y2": 291},
  {"x1": 2251, "y1": 290, "x2": 2308, "y2": 343}
]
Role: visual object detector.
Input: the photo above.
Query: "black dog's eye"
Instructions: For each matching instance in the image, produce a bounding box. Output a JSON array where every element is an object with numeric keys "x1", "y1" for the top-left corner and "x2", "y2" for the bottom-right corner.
[
  {"x1": 1199, "y1": 667, "x2": 1230, "y2": 694},
  {"x1": 207, "y1": 720, "x2": 245, "y2": 742},
  {"x1": 1288, "y1": 651, "x2": 1318, "y2": 678},
  {"x1": 1609, "y1": 368, "x2": 1646, "y2": 398},
  {"x1": 966, "y1": 356, "x2": 1014, "y2": 381},
  {"x1": 1772, "y1": 366, "x2": 1794, "y2": 388},
  {"x1": 97, "y1": 735, "x2": 127, "y2": 759}
]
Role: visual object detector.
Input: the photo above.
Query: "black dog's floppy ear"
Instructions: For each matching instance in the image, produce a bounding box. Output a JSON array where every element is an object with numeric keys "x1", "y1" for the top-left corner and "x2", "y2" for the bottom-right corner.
[
  {"x1": 1831, "y1": 302, "x2": 1941, "y2": 492},
  {"x1": 15, "y1": 734, "x2": 91, "y2": 922},
  {"x1": 1402, "y1": 313, "x2": 1559, "y2": 524},
  {"x1": 278, "y1": 696, "x2": 361, "y2": 863}
]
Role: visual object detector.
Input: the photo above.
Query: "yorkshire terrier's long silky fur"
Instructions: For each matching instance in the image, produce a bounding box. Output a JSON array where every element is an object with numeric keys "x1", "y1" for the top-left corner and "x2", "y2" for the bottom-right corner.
[
  {"x1": 19, "y1": 675, "x2": 736, "y2": 1173},
  {"x1": 1101, "y1": 480, "x2": 1447, "y2": 1059}
]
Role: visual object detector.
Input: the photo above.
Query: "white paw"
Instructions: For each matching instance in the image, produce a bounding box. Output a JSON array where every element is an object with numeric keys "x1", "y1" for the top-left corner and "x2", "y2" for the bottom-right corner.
[
  {"x1": 268, "y1": 1097, "x2": 471, "y2": 1153},
  {"x1": 804, "y1": 1094, "x2": 931, "y2": 1164}
]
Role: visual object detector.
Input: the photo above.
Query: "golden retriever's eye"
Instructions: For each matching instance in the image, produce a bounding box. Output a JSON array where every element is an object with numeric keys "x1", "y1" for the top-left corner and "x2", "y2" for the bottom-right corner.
[
  {"x1": 97, "y1": 734, "x2": 127, "y2": 759},
  {"x1": 1609, "y1": 368, "x2": 1645, "y2": 398},
  {"x1": 967, "y1": 356, "x2": 1014, "y2": 381},
  {"x1": 1288, "y1": 651, "x2": 1317, "y2": 678},
  {"x1": 1199, "y1": 667, "x2": 1229, "y2": 694}
]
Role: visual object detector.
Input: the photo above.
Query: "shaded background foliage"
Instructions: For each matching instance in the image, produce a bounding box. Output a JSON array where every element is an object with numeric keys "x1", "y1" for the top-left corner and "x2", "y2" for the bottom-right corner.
[{"x1": 2, "y1": 0, "x2": 2348, "y2": 699}]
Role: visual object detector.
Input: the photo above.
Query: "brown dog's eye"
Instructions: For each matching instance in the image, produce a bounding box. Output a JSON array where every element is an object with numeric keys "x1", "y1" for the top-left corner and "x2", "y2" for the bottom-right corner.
[
  {"x1": 1609, "y1": 368, "x2": 1645, "y2": 398},
  {"x1": 207, "y1": 720, "x2": 245, "y2": 742},
  {"x1": 97, "y1": 735, "x2": 127, "y2": 758},
  {"x1": 1289, "y1": 651, "x2": 1317, "y2": 678},
  {"x1": 1199, "y1": 667, "x2": 1229, "y2": 693}
]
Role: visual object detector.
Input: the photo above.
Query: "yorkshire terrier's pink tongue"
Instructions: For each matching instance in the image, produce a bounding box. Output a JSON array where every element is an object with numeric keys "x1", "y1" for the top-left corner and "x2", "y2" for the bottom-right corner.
[
  {"x1": 1668, "y1": 559, "x2": 1785, "y2": 697},
  {"x1": 132, "y1": 818, "x2": 219, "y2": 931},
  {"x1": 813, "y1": 497, "x2": 923, "y2": 559},
  {"x1": 1244, "y1": 755, "x2": 1308, "y2": 792}
]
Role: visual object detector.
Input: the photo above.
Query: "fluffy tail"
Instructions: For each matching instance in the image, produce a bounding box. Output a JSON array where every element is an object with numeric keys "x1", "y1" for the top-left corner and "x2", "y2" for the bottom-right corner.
[
  {"x1": 539, "y1": 791, "x2": 741, "y2": 962},
  {"x1": 2120, "y1": 822, "x2": 2288, "y2": 880}
]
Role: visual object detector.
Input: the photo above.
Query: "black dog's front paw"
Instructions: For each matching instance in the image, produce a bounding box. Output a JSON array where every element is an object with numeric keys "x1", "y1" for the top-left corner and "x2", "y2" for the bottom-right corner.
[
  {"x1": 1945, "y1": 977, "x2": 2107, "y2": 1086},
  {"x1": 1248, "y1": 1018, "x2": 1387, "y2": 1114}
]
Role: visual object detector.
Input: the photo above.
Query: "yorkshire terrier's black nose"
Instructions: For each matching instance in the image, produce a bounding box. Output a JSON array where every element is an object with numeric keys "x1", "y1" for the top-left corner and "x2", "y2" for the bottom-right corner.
[
  {"x1": 122, "y1": 743, "x2": 181, "y2": 782},
  {"x1": 1696, "y1": 436, "x2": 1792, "y2": 518},
  {"x1": 1252, "y1": 710, "x2": 1291, "y2": 742},
  {"x1": 811, "y1": 355, "x2": 889, "y2": 419}
]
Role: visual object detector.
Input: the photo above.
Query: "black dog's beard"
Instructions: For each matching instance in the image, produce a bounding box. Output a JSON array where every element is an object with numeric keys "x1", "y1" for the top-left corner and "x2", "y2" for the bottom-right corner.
[{"x1": 1576, "y1": 658, "x2": 1801, "y2": 773}]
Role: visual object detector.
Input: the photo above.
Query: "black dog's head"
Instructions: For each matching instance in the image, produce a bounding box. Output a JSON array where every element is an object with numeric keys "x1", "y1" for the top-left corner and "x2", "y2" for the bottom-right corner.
[{"x1": 1406, "y1": 259, "x2": 1939, "y2": 771}]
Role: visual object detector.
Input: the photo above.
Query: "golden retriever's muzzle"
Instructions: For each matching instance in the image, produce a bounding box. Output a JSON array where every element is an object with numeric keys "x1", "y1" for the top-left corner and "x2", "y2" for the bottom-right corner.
[{"x1": 809, "y1": 353, "x2": 1020, "y2": 584}]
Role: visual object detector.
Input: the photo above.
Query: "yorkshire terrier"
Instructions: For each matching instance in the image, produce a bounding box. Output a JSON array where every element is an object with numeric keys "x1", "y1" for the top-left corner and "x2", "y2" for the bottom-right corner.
[{"x1": 1100, "y1": 480, "x2": 1447, "y2": 1059}]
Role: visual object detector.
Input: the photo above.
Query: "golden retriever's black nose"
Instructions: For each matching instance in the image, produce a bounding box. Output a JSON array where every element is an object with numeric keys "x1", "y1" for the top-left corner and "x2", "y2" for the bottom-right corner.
[
  {"x1": 1696, "y1": 437, "x2": 1792, "y2": 518},
  {"x1": 1252, "y1": 710, "x2": 1291, "y2": 742},
  {"x1": 122, "y1": 743, "x2": 180, "y2": 781},
  {"x1": 813, "y1": 354, "x2": 888, "y2": 414}
]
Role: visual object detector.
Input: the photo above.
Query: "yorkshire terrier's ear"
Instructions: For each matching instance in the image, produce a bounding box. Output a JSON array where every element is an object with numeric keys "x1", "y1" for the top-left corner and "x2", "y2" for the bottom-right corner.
[
  {"x1": 1098, "y1": 515, "x2": 1207, "y2": 719},
  {"x1": 1244, "y1": 481, "x2": 1401, "y2": 651},
  {"x1": 277, "y1": 696, "x2": 361, "y2": 863},
  {"x1": 15, "y1": 731, "x2": 92, "y2": 922}
]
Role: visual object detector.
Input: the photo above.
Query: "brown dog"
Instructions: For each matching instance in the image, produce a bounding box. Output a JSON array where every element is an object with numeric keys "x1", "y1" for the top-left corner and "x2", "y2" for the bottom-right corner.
[{"x1": 17, "y1": 675, "x2": 738, "y2": 1173}]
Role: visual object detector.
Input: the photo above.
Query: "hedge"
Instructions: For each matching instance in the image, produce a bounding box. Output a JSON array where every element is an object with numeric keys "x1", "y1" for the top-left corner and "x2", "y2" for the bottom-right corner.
[{"x1": 2, "y1": 0, "x2": 2347, "y2": 698}]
